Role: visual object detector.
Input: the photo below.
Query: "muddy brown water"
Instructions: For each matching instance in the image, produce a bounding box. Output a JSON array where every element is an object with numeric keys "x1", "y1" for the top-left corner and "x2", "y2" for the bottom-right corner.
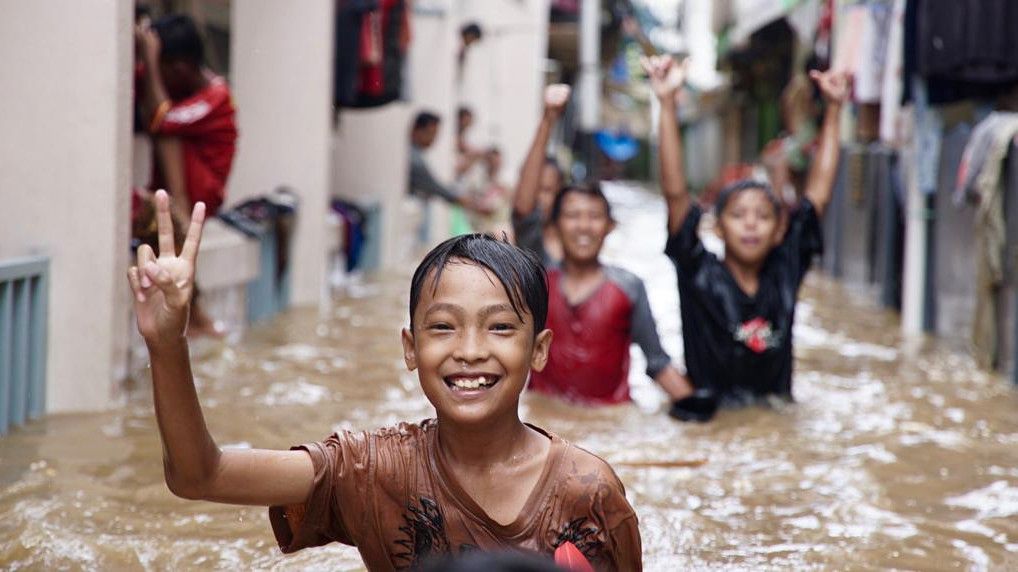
[{"x1": 2, "y1": 184, "x2": 1017, "y2": 570}]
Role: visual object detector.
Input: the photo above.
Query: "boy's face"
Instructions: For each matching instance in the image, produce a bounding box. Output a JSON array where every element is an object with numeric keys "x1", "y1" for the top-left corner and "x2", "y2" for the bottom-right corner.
[
  {"x1": 716, "y1": 189, "x2": 783, "y2": 266},
  {"x1": 402, "y1": 261, "x2": 552, "y2": 427},
  {"x1": 555, "y1": 192, "x2": 613, "y2": 265},
  {"x1": 411, "y1": 123, "x2": 439, "y2": 147},
  {"x1": 159, "y1": 59, "x2": 198, "y2": 101}
]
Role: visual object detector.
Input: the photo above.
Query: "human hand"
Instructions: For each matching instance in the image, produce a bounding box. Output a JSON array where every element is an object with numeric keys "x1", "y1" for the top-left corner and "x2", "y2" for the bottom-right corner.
[
  {"x1": 640, "y1": 55, "x2": 687, "y2": 103},
  {"x1": 127, "y1": 190, "x2": 206, "y2": 348},
  {"x1": 543, "y1": 84, "x2": 571, "y2": 118},
  {"x1": 135, "y1": 23, "x2": 161, "y2": 64},
  {"x1": 809, "y1": 69, "x2": 851, "y2": 106}
]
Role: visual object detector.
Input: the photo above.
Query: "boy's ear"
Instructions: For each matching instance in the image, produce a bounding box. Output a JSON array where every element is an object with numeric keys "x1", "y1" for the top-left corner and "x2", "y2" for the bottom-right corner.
[
  {"x1": 400, "y1": 328, "x2": 418, "y2": 371},
  {"x1": 529, "y1": 329, "x2": 553, "y2": 372}
]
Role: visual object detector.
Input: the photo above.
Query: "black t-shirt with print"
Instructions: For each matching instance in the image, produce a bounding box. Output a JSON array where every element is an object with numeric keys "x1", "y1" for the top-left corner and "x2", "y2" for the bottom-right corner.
[{"x1": 664, "y1": 198, "x2": 823, "y2": 405}]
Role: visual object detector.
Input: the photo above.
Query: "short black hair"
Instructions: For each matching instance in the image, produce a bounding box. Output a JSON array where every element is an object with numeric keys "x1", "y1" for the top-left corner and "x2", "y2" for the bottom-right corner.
[
  {"x1": 550, "y1": 182, "x2": 614, "y2": 223},
  {"x1": 457, "y1": 106, "x2": 474, "y2": 120},
  {"x1": 461, "y1": 22, "x2": 483, "y2": 40},
  {"x1": 151, "y1": 14, "x2": 204, "y2": 67},
  {"x1": 413, "y1": 111, "x2": 441, "y2": 131},
  {"x1": 714, "y1": 179, "x2": 782, "y2": 216},
  {"x1": 409, "y1": 234, "x2": 548, "y2": 335}
]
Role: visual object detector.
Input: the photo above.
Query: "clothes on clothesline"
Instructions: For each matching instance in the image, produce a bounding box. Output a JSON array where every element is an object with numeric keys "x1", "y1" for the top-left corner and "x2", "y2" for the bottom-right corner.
[
  {"x1": 953, "y1": 112, "x2": 1018, "y2": 369},
  {"x1": 335, "y1": 0, "x2": 411, "y2": 109}
]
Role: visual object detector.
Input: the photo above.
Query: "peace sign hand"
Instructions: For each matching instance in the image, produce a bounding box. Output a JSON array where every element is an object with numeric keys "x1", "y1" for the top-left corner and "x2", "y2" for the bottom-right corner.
[
  {"x1": 127, "y1": 190, "x2": 206, "y2": 347},
  {"x1": 640, "y1": 55, "x2": 688, "y2": 103}
]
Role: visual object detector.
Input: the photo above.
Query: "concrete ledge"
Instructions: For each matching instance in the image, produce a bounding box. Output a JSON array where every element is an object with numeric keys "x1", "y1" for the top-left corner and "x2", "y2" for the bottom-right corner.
[{"x1": 195, "y1": 218, "x2": 260, "y2": 290}]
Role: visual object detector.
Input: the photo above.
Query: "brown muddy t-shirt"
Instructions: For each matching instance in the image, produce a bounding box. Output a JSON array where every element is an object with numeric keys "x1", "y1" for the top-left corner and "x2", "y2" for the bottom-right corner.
[{"x1": 268, "y1": 419, "x2": 642, "y2": 571}]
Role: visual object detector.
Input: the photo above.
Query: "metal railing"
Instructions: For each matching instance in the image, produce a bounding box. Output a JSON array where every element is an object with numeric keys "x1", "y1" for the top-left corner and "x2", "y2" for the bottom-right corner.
[{"x1": 0, "y1": 256, "x2": 48, "y2": 436}]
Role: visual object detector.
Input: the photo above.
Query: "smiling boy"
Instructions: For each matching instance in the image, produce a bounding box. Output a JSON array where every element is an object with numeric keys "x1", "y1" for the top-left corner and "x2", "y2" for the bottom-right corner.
[
  {"x1": 513, "y1": 86, "x2": 693, "y2": 406},
  {"x1": 644, "y1": 55, "x2": 850, "y2": 414},
  {"x1": 127, "y1": 192, "x2": 641, "y2": 570}
]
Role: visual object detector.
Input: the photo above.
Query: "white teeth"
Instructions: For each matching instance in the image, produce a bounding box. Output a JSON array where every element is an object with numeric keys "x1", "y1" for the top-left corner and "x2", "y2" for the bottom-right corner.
[{"x1": 450, "y1": 376, "x2": 494, "y2": 390}]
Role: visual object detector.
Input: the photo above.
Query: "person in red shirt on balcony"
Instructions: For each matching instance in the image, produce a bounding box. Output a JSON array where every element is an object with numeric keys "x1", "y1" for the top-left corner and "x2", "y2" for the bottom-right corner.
[{"x1": 134, "y1": 13, "x2": 237, "y2": 337}]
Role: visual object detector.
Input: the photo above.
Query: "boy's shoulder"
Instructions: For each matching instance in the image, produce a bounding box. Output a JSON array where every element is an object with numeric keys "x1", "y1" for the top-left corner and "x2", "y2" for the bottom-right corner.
[
  {"x1": 546, "y1": 429, "x2": 628, "y2": 494},
  {"x1": 601, "y1": 265, "x2": 647, "y2": 302}
]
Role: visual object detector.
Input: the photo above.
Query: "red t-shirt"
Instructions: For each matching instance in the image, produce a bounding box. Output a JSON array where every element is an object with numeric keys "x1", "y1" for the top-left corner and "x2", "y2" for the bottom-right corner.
[
  {"x1": 528, "y1": 266, "x2": 672, "y2": 405},
  {"x1": 150, "y1": 77, "x2": 237, "y2": 215}
]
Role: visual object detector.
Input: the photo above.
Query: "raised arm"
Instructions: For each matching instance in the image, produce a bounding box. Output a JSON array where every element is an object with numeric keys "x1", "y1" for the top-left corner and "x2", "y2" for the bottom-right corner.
[
  {"x1": 513, "y1": 84, "x2": 570, "y2": 217},
  {"x1": 642, "y1": 56, "x2": 690, "y2": 235},
  {"x1": 803, "y1": 70, "x2": 850, "y2": 217},
  {"x1": 127, "y1": 191, "x2": 314, "y2": 506}
]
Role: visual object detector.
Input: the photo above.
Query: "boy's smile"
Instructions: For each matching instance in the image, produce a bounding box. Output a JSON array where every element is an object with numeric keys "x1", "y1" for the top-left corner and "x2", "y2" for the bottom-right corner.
[
  {"x1": 403, "y1": 261, "x2": 551, "y2": 426},
  {"x1": 717, "y1": 189, "x2": 782, "y2": 266},
  {"x1": 556, "y1": 193, "x2": 613, "y2": 264}
]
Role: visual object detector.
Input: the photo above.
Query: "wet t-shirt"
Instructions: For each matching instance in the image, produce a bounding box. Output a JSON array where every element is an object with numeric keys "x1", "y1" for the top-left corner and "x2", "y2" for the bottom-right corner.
[
  {"x1": 529, "y1": 266, "x2": 672, "y2": 405},
  {"x1": 268, "y1": 420, "x2": 642, "y2": 571},
  {"x1": 664, "y1": 198, "x2": 823, "y2": 404}
]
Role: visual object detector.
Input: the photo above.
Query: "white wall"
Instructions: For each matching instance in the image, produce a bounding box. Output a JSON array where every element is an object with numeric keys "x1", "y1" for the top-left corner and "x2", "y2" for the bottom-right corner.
[
  {"x1": 407, "y1": 0, "x2": 461, "y2": 247},
  {"x1": 229, "y1": 0, "x2": 334, "y2": 306},
  {"x1": 459, "y1": 0, "x2": 550, "y2": 188},
  {"x1": 0, "y1": 0, "x2": 133, "y2": 412},
  {"x1": 333, "y1": 105, "x2": 413, "y2": 270}
]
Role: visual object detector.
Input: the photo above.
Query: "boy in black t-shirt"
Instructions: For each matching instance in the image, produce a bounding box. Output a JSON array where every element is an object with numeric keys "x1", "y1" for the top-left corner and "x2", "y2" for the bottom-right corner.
[{"x1": 643, "y1": 55, "x2": 850, "y2": 419}]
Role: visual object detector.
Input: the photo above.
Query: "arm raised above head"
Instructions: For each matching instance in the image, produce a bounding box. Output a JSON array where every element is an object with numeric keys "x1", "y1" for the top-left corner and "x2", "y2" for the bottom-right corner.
[
  {"x1": 803, "y1": 70, "x2": 851, "y2": 217},
  {"x1": 642, "y1": 56, "x2": 691, "y2": 235},
  {"x1": 514, "y1": 84, "x2": 570, "y2": 217}
]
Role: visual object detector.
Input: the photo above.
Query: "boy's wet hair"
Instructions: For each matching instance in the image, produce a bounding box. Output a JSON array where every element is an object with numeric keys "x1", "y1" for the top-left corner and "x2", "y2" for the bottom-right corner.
[
  {"x1": 460, "y1": 22, "x2": 483, "y2": 41},
  {"x1": 413, "y1": 111, "x2": 441, "y2": 131},
  {"x1": 550, "y1": 182, "x2": 615, "y2": 223},
  {"x1": 152, "y1": 14, "x2": 204, "y2": 67},
  {"x1": 409, "y1": 234, "x2": 548, "y2": 335},
  {"x1": 714, "y1": 179, "x2": 782, "y2": 217}
]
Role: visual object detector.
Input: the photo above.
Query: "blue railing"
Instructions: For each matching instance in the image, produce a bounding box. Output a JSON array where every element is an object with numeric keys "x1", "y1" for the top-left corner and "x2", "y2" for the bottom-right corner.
[{"x1": 0, "y1": 256, "x2": 48, "y2": 436}]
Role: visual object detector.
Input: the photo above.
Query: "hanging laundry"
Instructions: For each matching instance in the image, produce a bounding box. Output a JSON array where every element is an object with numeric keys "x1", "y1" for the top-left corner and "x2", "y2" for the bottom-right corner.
[
  {"x1": 953, "y1": 112, "x2": 1018, "y2": 369},
  {"x1": 335, "y1": 0, "x2": 411, "y2": 109}
]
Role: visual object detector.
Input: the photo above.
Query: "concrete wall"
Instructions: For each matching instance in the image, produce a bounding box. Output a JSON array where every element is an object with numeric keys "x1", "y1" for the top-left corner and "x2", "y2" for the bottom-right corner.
[
  {"x1": 459, "y1": 0, "x2": 550, "y2": 188},
  {"x1": 229, "y1": 0, "x2": 334, "y2": 306},
  {"x1": 333, "y1": 105, "x2": 413, "y2": 270},
  {"x1": 0, "y1": 0, "x2": 133, "y2": 412},
  {"x1": 407, "y1": 0, "x2": 461, "y2": 248}
]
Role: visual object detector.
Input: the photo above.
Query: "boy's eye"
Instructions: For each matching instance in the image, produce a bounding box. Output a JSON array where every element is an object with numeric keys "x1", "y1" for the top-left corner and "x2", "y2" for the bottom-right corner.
[
  {"x1": 490, "y1": 323, "x2": 516, "y2": 333},
  {"x1": 428, "y1": 323, "x2": 454, "y2": 331}
]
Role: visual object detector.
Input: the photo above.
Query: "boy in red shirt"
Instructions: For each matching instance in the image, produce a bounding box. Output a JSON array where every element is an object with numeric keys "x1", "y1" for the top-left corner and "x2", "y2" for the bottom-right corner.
[
  {"x1": 126, "y1": 192, "x2": 642, "y2": 570},
  {"x1": 134, "y1": 14, "x2": 237, "y2": 336},
  {"x1": 514, "y1": 86, "x2": 693, "y2": 406}
]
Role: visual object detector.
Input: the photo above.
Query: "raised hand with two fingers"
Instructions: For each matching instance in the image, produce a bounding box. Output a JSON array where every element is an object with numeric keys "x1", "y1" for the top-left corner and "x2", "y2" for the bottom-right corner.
[
  {"x1": 127, "y1": 190, "x2": 206, "y2": 347},
  {"x1": 640, "y1": 55, "x2": 688, "y2": 103}
]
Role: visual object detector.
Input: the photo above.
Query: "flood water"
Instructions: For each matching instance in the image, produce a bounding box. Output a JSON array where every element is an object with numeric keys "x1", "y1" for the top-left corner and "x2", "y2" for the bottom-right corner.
[{"x1": 2, "y1": 183, "x2": 1018, "y2": 571}]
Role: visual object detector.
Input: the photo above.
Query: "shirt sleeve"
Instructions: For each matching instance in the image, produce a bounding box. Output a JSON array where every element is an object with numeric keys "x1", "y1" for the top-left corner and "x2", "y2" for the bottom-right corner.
[
  {"x1": 627, "y1": 277, "x2": 672, "y2": 379},
  {"x1": 512, "y1": 209, "x2": 546, "y2": 262},
  {"x1": 600, "y1": 473, "x2": 643, "y2": 572},
  {"x1": 409, "y1": 154, "x2": 461, "y2": 204},
  {"x1": 663, "y1": 204, "x2": 707, "y2": 275},
  {"x1": 268, "y1": 431, "x2": 372, "y2": 553},
  {"x1": 152, "y1": 85, "x2": 230, "y2": 138},
  {"x1": 784, "y1": 197, "x2": 824, "y2": 287}
]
